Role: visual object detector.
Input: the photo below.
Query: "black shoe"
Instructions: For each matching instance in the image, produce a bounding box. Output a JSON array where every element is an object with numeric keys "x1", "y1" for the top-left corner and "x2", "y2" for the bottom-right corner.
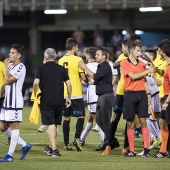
[
  {"x1": 123, "y1": 151, "x2": 136, "y2": 157},
  {"x1": 95, "y1": 142, "x2": 107, "y2": 151},
  {"x1": 111, "y1": 138, "x2": 120, "y2": 150},
  {"x1": 134, "y1": 131, "x2": 141, "y2": 138},
  {"x1": 73, "y1": 138, "x2": 82, "y2": 151},
  {"x1": 64, "y1": 145, "x2": 74, "y2": 151},
  {"x1": 44, "y1": 146, "x2": 53, "y2": 156},
  {"x1": 154, "y1": 151, "x2": 169, "y2": 158},
  {"x1": 142, "y1": 148, "x2": 150, "y2": 157},
  {"x1": 52, "y1": 149, "x2": 61, "y2": 157}
]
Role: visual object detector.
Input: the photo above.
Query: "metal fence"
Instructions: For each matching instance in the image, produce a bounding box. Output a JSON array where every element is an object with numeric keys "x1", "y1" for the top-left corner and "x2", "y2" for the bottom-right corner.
[{"x1": 2, "y1": 0, "x2": 170, "y2": 11}]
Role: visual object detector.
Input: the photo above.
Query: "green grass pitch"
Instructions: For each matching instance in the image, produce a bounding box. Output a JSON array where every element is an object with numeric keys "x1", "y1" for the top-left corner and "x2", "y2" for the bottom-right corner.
[{"x1": 0, "y1": 106, "x2": 169, "y2": 170}]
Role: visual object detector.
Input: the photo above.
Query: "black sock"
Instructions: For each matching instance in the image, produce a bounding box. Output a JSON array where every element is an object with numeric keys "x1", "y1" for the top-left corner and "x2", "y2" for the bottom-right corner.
[
  {"x1": 167, "y1": 124, "x2": 170, "y2": 152},
  {"x1": 124, "y1": 123, "x2": 129, "y2": 148},
  {"x1": 63, "y1": 120, "x2": 70, "y2": 146},
  {"x1": 75, "y1": 118, "x2": 84, "y2": 139}
]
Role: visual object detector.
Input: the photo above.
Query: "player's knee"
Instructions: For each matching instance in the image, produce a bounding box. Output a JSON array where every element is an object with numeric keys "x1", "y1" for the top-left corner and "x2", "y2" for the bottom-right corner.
[{"x1": 64, "y1": 116, "x2": 70, "y2": 121}]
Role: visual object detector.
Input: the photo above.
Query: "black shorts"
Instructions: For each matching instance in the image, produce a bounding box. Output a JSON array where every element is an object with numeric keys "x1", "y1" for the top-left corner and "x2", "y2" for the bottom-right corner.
[
  {"x1": 113, "y1": 94, "x2": 124, "y2": 113},
  {"x1": 62, "y1": 98, "x2": 85, "y2": 117},
  {"x1": 40, "y1": 105, "x2": 63, "y2": 125},
  {"x1": 160, "y1": 95, "x2": 170, "y2": 121},
  {"x1": 123, "y1": 91, "x2": 149, "y2": 120},
  {"x1": 0, "y1": 97, "x2": 4, "y2": 107}
]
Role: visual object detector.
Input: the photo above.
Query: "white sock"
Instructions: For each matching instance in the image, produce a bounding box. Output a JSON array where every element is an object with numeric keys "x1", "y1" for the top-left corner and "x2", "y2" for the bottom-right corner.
[
  {"x1": 18, "y1": 137, "x2": 26, "y2": 147},
  {"x1": 152, "y1": 120, "x2": 160, "y2": 140},
  {"x1": 8, "y1": 129, "x2": 19, "y2": 156},
  {"x1": 39, "y1": 125, "x2": 46, "y2": 130},
  {"x1": 4, "y1": 127, "x2": 26, "y2": 147},
  {"x1": 149, "y1": 119, "x2": 160, "y2": 140},
  {"x1": 146, "y1": 119, "x2": 151, "y2": 147},
  {"x1": 80, "y1": 122, "x2": 93, "y2": 141},
  {"x1": 98, "y1": 125, "x2": 105, "y2": 142},
  {"x1": 3, "y1": 127, "x2": 11, "y2": 137}
]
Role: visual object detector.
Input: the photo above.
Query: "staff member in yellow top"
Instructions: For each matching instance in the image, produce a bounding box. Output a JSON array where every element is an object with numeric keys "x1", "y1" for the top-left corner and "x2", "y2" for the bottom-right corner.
[{"x1": 58, "y1": 38, "x2": 86, "y2": 151}]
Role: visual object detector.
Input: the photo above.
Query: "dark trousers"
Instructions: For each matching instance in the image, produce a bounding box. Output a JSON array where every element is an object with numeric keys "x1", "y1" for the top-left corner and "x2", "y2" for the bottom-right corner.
[{"x1": 96, "y1": 92, "x2": 114, "y2": 143}]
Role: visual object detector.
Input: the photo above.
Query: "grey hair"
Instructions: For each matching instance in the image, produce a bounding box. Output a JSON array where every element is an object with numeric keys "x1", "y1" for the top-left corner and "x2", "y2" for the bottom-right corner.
[{"x1": 44, "y1": 48, "x2": 57, "y2": 59}]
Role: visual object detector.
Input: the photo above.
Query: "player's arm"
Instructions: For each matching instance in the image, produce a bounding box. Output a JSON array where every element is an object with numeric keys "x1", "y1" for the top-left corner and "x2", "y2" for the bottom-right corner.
[
  {"x1": 5, "y1": 74, "x2": 16, "y2": 85},
  {"x1": 3, "y1": 58, "x2": 16, "y2": 84},
  {"x1": 155, "y1": 68, "x2": 164, "y2": 76},
  {"x1": 65, "y1": 80, "x2": 72, "y2": 108},
  {"x1": 112, "y1": 75, "x2": 117, "y2": 85},
  {"x1": 79, "y1": 72, "x2": 88, "y2": 83},
  {"x1": 33, "y1": 78, "x2": 40, "y2": 97},
  {"x1": 78, "y1": 61, "x2": 94, "y2": 79},
  {"x1": 144, "y1": 80, "x2": 151, "y2": 106},
  {"x1": 128, "y1": 67, "x2": 155, "y2": 80},
  {"x1": 113, "y1": 61, "x2": 121, "y2": 69}
]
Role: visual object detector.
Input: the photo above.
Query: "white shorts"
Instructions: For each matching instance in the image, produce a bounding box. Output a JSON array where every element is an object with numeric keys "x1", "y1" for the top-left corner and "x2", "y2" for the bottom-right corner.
[
  {"x1": 0, "y1": 108, "x2": 22, "y2": 122},
  {"x1": 87, "y1": 103, "x2": 97, "y2": 113}
]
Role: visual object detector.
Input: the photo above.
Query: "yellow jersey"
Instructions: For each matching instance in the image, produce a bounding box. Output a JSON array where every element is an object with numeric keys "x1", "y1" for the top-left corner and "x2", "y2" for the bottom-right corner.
[
  {"x1": 152, "y1": 54, "x2": 167, "y2": 98},
  {"x1": 58, "y1": 54, "x2": 84, "y2": 98},
  {"x1": 0, "y1": 61, "x2": 5, "y2": 87},
  {"x1": 115, "y1": 54, "x2": 128, "y2": 95}
]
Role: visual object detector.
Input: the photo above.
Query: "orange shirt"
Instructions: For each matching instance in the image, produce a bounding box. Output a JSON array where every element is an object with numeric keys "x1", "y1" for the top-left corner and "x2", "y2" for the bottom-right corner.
[
  {"x1": 121, "y1": 58, "x2": 146, "y2": 91},
  {"x1": 163, "y1": 65, "x2": 170, "y2": 95}
]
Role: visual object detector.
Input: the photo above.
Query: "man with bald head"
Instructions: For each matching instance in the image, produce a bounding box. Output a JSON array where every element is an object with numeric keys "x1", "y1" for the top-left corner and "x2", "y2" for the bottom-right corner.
[{"x1": 33, "y1": 48, "x2": 72, "y2": 157}]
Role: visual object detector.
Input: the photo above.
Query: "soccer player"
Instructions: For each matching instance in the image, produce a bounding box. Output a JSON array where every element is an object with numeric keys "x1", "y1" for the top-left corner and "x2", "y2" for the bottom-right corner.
[
  {"x1": 58, "y1": 38, "x2": 86, "y2": 151},
  {"x1": 143, "y1": 50, "x2": 161, "y2": 149},
  {"x1": 33, "y1": 48, "x2": 71, "y2": 157},
  {"x1": 80, "y1": 47, "x2": 100, "y2": 146},
  {"x1": 0, "y1": 44, "x2": 32, "y2": 162},
  {"x1": 153, "y1": 40, "x2": 169, "y2": 99},
  {"x1": 121, "y1": 41, "x2": 155, "y2": 157},
  {"x1": 154, "y1": 43, "x2": 170, "y2": 158}
]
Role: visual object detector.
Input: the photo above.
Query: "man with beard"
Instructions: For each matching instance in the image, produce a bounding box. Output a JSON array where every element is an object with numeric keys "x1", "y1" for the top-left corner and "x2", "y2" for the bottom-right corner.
[
  {"x1": 102, "y1": 39, "x2": 131, "y2": 155},
  {"x1": 58, "y1": 38, "x2": 86, "y2": 151}
]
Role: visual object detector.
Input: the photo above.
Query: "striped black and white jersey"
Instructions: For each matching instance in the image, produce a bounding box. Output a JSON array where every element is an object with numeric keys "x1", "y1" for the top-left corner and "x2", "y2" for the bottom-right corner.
[
  {"x1": 3, "y1": 63, "x2": 26, "y2": 110},
  {"x1": 86, "y1": 62, "x2": 98, "y2": 104},
  {"x1": 146, "y1": 75, "x2": 159, "y2": 96}
]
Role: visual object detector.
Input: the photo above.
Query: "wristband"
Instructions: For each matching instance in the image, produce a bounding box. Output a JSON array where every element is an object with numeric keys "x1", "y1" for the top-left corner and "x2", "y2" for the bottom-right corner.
[{"x1": 147, "y1": 93, "x2": 151, "y2": 95}]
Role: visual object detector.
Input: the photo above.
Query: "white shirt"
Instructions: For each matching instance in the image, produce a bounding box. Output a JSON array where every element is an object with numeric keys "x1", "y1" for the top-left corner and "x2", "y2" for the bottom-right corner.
[{"x1": 3, "y1": 63, "x2": 26, "y2": 109}]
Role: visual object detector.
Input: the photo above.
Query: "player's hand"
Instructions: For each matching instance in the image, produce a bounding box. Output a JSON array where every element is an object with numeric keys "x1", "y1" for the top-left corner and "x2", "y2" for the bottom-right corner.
[
  {"x1": 4, "y1": 58, "x2": 11, "y2": 67},
  {"x1": 65, "y1": 98, "x2": 71, "y2": 108},
  {"x1": 162, "y1": 103, "x2": 168, "y2": 110}
]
